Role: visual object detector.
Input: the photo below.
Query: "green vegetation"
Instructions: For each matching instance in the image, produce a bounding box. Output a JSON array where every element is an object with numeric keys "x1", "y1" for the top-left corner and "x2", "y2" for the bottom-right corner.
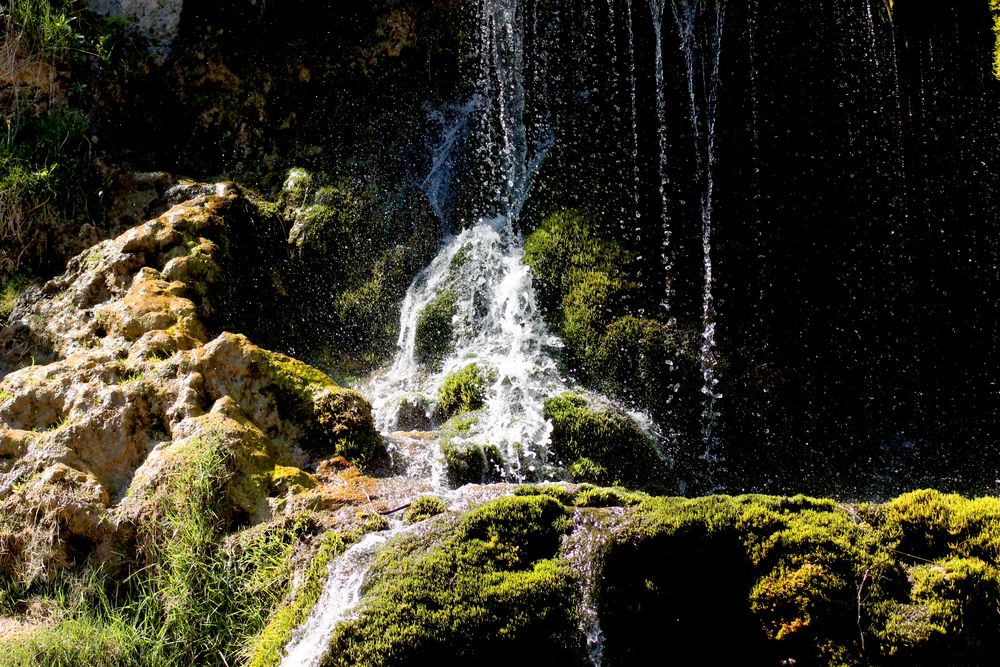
[
  {"x1": 993, "y1": 0, "x2": 1000, "y2": 79},
  {"x1": 544, "y1": 392, "x2": 669, "y2": 492},
  {"x1": 403, "y1": 496, "x2": 448, "y2": 525},
  {"x1": 0, "y1": 433, "x2": 316, "y2": 666},
  {"x1": 1, "y1": 274, "x2": 29, "y2": 319},
  {"x1": 524, "y1": 210, "x2": 701, "y2": 449},
  {"x1": 413, "y1": 290, "x2": 457, "y2": 366},
  {"x1": 325, "y1": 495, "x2": 587, "y2": 666},
  {"x1": 260, "y1": 348, "x2": 385, "y2": 467},
  {"x1": 435, "y1": 363, "x2": 494, "y2": 420},
  {"x1": 0, "y1": 1, "x2": 147, "y2": 281},
  {"x1": 441, "y1": 439, "x2": 505, "y2": 487}
]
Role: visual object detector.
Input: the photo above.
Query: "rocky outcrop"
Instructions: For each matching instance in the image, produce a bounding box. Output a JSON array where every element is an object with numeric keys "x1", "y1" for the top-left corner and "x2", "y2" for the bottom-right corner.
[{"x1": 0, "y1": 183, "x2": 383, "y2": 582}]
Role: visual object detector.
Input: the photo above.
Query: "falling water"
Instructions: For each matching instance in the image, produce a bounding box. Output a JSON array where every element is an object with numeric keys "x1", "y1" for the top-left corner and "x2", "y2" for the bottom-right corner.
[
  {"x1": 561, "y1": 509, "x2": 626, "y2": 667},
  {"x1": 278, "y1": 531, "x2": 396, "y2": 667},
  {"x1": 365, "y1": 0, "x2": 570, "y2": 482},
  {"x1": 671, "y1": 0, "x2": 725, "y2": 461},
  {"x1": 650, "y1": 0, "x2": 674, "y2": 313}
]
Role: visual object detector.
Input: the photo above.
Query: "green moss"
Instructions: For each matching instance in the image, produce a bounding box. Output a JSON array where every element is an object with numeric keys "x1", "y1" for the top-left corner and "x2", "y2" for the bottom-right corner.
[
  {"x1": 544, "y1": 392, "x2": 669, "y2": 493},
  {"x1": 269, "y1": 465, "x2": 319, "y2": 495},
  {"x1": 441, "y1": 440, "x2": 505, "y2": 487},
  {"x1": 248, "y1": 531, "x2": 349, "y2": 667},
  {"x1": 325, "y1": 496, "x2": 586, "y2": 666},
  {"x1": 513, "y1": 484, "x2": 577, "y2": 506},
  {"x1": 574, "y1": 485, "x2": 645, "y2": 508},
  {"x1": 566, "y1": 457, "x2": 610, "y2": 486},
  {"x1": 523, "y1": 209, "x2": 635, "y2": 315},
  {"x1": 414, "y1": 289, "x2": 457, "y2": 366},
  {"x1": 259, "y1": 348, "x2": 385, "y2": 466},
  {"x1": 261, "y1": 348, "x2": 337, "y2": 397},
  {"x1": 561, "y1": 271, "x2": 633, "y2": 361},
  {"x1": 993, "y1": 0, "x2": 1000, "y2": 79},
  {"x1": 403, "y1": 496, "x2": 448, "y2": 525},
  {"x1": 436, "y1": 363, "x2": 495, "y2": 420}
]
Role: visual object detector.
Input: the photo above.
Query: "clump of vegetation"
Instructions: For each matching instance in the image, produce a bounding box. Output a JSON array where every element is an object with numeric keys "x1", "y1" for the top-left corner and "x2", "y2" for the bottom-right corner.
[
  {"x1": 544, "y1": 392, "x2": 670, "y2": 492},
  {"x1": 403, "y1": 496, "x2": 448, "y2": 525},
  {"x1": 0, "y1": 274, "x2": 29, "y2": 320},
  {"x1": 441, "y1": 439, "x2": 505, "y2": 487},
  {"x1": 435, "y1": 363, "x2": 494, "y2": 420},
  {"x1": 993, "y1": 0, "x2": 1000, "y2": 79},
  {"x1": 325, "y1": 495, "x2": 586, "y2": 665},
  {"x1": 524, "y1": 209, "x2": 702, "y2": 458},
  {"x1": 414, "y1": 289, "x2": 457, "y2": 366},
  {"x1": 0, "y1": 1, "x2": 149, "y2": 281}
]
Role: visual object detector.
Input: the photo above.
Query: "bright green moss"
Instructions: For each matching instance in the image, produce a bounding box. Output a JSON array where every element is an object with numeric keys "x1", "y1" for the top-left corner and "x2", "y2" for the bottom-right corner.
[
  {"x1": 566, "y1": 457, "x2": 610, "y2": 486},
  {"x1": 436, "y1": 363, "x2": 495, "y2": 419},
  {"x1": 574, "y1": 485, "x2": 645, "y2": 508},
  {"x1": 324, "y1": 496, "x2": 586, "y2": 666},
  {"x1": 544, "y1": 392, "x2": 669, "y2": 492},
  {"x1": 414, "y1": 289, "x2": 457, "y2": 366},
  {"x1": 993, "y1": 0, "x2": 1000, "y2": 79},
  {"x1": 513, "y1": 484, "x2": 577, "y2": 506},
  {"x1": 523, "y1": 209, "x2": 635, "y2": 314},
  {"x1": 441, "y1": 439, "x2": 504, "y2": 487},
  {"x1": 261, "y1": 348, "x2": 336, "y2": 397},
  {"x1": 561, "y1": 271, "x2": 631, "y2": 358}
]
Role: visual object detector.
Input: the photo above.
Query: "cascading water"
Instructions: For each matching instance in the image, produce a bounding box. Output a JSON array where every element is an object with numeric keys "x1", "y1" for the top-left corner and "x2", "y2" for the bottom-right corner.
[{"x1": 365, "y1": 0, "x2": 574, "y2": 483}]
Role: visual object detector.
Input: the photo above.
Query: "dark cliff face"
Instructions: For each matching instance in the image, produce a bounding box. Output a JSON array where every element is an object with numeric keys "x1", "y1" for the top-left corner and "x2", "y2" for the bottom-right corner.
[{"x1": 51, "y1": 0, "x2": 1000, "y2": 494}]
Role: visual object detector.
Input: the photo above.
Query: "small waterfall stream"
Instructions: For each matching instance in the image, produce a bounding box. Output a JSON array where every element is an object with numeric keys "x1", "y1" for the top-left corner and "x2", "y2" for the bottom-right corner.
[{"x1": 278, "y1": 531, "x2": 396, "y2": 667}]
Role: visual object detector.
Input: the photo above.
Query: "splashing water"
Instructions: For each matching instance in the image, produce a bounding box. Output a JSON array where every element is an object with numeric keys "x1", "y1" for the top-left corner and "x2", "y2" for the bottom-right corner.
[{"x1": 366, "y1": 219, "x2": 568, "y2": 482}]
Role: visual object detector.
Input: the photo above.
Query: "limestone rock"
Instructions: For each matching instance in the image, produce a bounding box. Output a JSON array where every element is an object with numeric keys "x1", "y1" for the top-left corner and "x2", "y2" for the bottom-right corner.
[{"x1": 0, "y1": 183, "x2": 384, "y2": 583}]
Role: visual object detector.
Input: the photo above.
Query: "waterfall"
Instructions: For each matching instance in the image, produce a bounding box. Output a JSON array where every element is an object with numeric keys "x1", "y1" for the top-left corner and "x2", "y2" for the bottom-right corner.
[{"x1": 364, "y1": 0, "x2": 569, "y2": 482}]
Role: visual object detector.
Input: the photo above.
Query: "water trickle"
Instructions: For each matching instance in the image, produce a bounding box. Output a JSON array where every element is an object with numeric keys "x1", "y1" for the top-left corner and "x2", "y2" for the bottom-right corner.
[
  {"x1": 278, "y1": 531, "x2": 396, "y2": 667},
  {"x1": 562, "y1": 508, "x2": 626, "y2": 667},
  {"x1": 649, "y1": 0, "x2": 674, "y2": 313},
  {"x1": 671, "y1": 0, "x2": 726, "y2": 462}
]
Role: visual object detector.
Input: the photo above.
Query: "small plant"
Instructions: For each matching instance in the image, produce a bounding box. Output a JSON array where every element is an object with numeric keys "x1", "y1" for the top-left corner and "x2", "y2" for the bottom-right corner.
[
  {"x1": 0, "y1": 274, "x2": 29, "y2": 319},
  {"x1": 403, "y1": 495, "x2": 448, "y2": 525},
  {"x1": 120, "y1": 369, "x2": 144, "y2": 385},
  {"x1": 0, "y1": 388, "x2": 14, "y2": 402}
]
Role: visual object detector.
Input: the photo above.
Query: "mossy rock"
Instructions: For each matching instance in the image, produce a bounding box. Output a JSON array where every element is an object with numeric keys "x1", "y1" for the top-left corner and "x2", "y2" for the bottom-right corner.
[
  {"x1": 259, "y1": 348, "x2": 386, "y2": 467},
  {"x1": 435, "y1": 363, "x2": 495, "y2": 420},
  {"x1": 325, "y1": 495, "x2": 586, "y2": 665},
  {"x1": 414, "y1": 289, "x2": 457, "y2": 366},
  {"x1": 544, "y1": 392, "x2": 669, "y2": 493},
  {"x1": 523, "y1": 208, "x2": 635, "y2": 315},
  {"x1": 441, "y1": 440, "x2": 505, "y2": 487}
]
